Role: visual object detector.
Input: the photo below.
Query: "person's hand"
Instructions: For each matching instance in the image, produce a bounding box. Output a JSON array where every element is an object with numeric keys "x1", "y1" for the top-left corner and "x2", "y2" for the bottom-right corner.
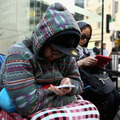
[
  {"x1": 50, "y1": 77, "x2": 71, "y2": 96},
  {"x1": 82, "y1": 57, "x2": 98, "y2": 66},
  {"x1": 98, "y1": 62, "x2": 109, "y2": 69}
]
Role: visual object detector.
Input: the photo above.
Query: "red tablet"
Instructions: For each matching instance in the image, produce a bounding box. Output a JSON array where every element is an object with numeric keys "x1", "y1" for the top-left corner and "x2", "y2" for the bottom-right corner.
[{"x1": 95, "y1": 55, "x2": 112, "y2": 66}]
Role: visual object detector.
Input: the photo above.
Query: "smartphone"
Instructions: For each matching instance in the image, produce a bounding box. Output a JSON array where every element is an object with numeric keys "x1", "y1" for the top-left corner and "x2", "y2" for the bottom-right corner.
[{"x1": 57, "y1": 85, "x2": 75, "y2": 89}]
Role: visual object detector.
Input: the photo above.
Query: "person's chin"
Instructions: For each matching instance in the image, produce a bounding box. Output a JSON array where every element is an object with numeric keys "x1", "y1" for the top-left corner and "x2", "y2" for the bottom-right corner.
[
  {"x1": 46, "y1": 56, "x2": 55, "y2": 62},
  {"x1": 80, "y1": 43, "x2": 85, "y2": 46}
]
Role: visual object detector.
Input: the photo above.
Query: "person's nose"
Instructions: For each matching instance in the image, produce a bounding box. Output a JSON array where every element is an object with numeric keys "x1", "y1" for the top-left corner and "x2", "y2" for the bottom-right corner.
[{"x1": 83, "y1": 38, "x2": 87, "y2": 42}]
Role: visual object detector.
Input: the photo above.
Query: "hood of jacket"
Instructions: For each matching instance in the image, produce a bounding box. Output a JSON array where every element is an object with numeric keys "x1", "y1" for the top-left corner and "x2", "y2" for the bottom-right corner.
[
  {"x1": 77, "y1": 22, "x2": 92, "y2": 47},
  {"x1": 28, "y1": 2, "x2": 81, "y2": 59}
]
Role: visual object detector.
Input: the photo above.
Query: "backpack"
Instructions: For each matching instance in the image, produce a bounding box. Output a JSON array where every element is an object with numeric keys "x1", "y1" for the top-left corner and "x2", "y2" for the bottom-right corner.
[
  {"x1": 79, "y1": 68, "x2": 115, "y2": 95},
  {"x1": 77, "y1": 47, "x2": 115, "y2": 95}
]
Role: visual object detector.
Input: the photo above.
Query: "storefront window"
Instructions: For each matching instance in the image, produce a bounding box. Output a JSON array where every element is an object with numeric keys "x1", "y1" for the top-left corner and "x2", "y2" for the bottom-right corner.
[{"x1": 0, "y1": 0, "x2": 102, "y2": 54}]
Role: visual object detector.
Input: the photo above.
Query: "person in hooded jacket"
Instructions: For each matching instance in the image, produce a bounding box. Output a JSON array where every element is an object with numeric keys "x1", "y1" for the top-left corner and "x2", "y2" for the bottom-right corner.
[
  {"x1": 0, "y1": 3, "x2": 100, "y2": 120},
  {"x1": 93, "y1": 41, "x2": 101, "y2": 55},
  {"x1": 77, "y1": 21, "x2": 120, "y2": 120}
]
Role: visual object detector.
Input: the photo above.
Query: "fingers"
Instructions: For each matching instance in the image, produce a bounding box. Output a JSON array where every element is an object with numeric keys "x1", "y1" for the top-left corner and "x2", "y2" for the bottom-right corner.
[
  {"x1": 50, "y1": 84, "x2": 67, "y2": 96},
  {"x1": 50, "y1": 78, "x2": 71, "y2": 96},
  {"x1": 84, "y1": 60, "x2": 96, "y2": 66},
  {"x1": 61, "y1": 87, "x2": 71, "y2": 93},
  {"x1": 83, "y1": 57, "x2": 98, "y2": 66},
  {"x1": 98, "y1": 64, "x2": 106, "y2": 69},
  {"x1": 60, "y1": 77, "x2": 71, "y2": 85}
]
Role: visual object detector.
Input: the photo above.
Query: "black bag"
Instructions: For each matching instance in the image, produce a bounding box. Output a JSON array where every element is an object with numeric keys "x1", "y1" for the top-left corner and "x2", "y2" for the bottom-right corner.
[{"x1": 80, "y1": 68, "x2": 115, "y2": 95}]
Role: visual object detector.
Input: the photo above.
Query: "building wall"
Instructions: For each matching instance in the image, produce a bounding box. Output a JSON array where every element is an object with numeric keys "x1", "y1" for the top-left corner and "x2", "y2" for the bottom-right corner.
[
  {"x1": 0, "y1": 0, "x2": 30, "y2": 54},
  {"x1": 86, "y1": 0, "x2": 120, "y2": 55},
  {"x1": 103, "y1": 0, "x2": 120, "y2": 54},
  {"x1": 0, "y1": 0, "x2": 119, "y2": 55}
]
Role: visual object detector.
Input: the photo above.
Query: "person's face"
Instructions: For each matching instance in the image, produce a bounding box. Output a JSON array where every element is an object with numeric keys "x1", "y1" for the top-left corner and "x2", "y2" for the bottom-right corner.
[
  {"x1": 103, "y1": 44, "x2": 106, "y2": 49},
  {"x1": 79, "y1": 27, "x2": 91, "y2": 46},
  {"x1": 43, "y1": 43, "x2": 66, "y2": 62}
]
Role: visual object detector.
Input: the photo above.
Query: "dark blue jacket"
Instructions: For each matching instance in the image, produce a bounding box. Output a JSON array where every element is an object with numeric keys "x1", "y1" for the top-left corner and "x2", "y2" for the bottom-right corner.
[{"x1": 0, "y1": 54, "x2": 5, "y2": 71}]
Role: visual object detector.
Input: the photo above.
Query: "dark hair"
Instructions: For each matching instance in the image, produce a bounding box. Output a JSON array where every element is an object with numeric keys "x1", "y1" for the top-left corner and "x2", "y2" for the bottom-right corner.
[
  {"x1": 77, "y1": 22, "x2": 92, "y2": 47},
  {"x1": 112, "y1": 47, "x2": 116, "y2": 52},
  {"x1": 81, "y1": 25, "x2": 92, "y2": 37},
  {"x1": 95, "y1": 41, "x2": 100, "y2": 46},
  {"x1": 103, "y1": 43, "x2": 106, "y2": 45}
]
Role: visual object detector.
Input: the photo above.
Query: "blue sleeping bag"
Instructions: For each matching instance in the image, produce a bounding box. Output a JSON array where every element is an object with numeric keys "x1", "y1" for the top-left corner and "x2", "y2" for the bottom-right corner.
[
  {"x1": 0, "y1": 88, "x2": 16, "y2": 113},
  {"x1": 0, "y1": 55, "x2": 41, "y2": 113}
]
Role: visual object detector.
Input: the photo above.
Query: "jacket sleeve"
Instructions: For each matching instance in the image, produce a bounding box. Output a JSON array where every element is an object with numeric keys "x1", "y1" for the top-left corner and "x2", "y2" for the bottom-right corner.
[
  {"x1": 2, "y1": 53, "x2": 76, "y2": 116},
  {"x1": 62, "y1": 57, "x2": 84, "y2": 95}
]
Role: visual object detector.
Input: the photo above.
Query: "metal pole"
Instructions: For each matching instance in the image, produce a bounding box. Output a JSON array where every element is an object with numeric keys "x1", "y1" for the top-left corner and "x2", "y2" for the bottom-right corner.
[
  {"x1": 111, "y1": 0, "x2": 115, "y2": 47},
  {"x1": 101, "y1": 0, "x2": 104, "y2": 55}
]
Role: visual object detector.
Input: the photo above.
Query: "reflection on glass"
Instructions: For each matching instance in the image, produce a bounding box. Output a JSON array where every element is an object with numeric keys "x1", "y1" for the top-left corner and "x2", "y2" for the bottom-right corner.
[{"x1": 0, "y1": 0, "x2": 102, "y2": 54}]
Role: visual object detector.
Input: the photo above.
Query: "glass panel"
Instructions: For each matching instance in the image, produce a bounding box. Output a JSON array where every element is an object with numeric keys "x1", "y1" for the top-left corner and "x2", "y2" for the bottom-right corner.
[{"x1": 0, "y1": 0, "x2": 102, "y2": 54}]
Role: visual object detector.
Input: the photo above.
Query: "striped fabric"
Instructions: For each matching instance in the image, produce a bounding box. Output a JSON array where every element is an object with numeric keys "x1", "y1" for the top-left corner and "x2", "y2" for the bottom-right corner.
[{"x1": 0, "y1": 98, "x2": 100, "y2": 120}]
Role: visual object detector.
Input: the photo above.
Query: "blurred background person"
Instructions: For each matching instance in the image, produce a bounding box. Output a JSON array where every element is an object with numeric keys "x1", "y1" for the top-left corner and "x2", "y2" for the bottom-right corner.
[
  {"x1": 117, "y1": 44, "x2": 120, "y2": 63},
  {"x1": 103, "y1": 43, "x2": 109, "y2": 56},
  {"x1": 93, "y1": 41, "x2": 100, "y2": 55}
]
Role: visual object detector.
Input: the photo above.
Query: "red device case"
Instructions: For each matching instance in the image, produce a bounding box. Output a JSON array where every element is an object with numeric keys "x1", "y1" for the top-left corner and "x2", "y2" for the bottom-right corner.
[{"x1": 95, "y1": 55, "x2": 112, "y2": 66}]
